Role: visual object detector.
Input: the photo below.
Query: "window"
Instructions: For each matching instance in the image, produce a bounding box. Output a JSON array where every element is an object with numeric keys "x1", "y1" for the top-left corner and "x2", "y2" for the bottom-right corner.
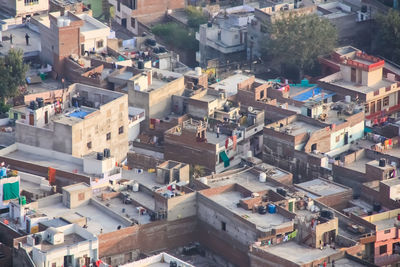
[
  {"x1": 119, "y1": 126, "x2": 124, "y2": 134},
  {"x1": 24, "y1": 0, "x2": 39, "y2": 6},
  {"x1": 21, "y1": 114, "x2": 26, "y2": 120},
  {"x1": 106, "y1": 132, "x2": 111, "y2": 140},
  {"x1": 97, "y1": 40, "x2": 104, "y2": 48},
  {"x1": 377, "y1": 99, "x2": 382, "y2": 112},
  {"x1": 260, "y1": 90, "x2": 265, "y2": 99},
  {"x1": 131, "y1": 18, "x2": 136, "y2": 28},
  {"x1": 311, "y1": 143, "x2": 317, "y2": 151},
  {"x1": 87, "y1": 142, "x2": 92, "y2": 149},
  {"x1": 384, "y1": 96, "x2": 389, "y2": 106},
  {"x1": 78, "y1": 192, "x2": 85, "y2": 201},
  {"x1": 117, "y1": 0, "x2": 121, "y2": 11},
  {"x1": 380, "y1": 244, "x2": 387, "y2": 255},
  {"x1": 221, "y1": 221, "x2": 226, "y2": 231},
  {"x1": 384, "y1": 229, "x2": 391, "y2": 234},
  {"x1": 364, "y1": 103, "x2": 369, "y2": 114},
  {"x1": 374, "y1": 90, "x2": 379, "y2": 96},
  {"x1": 336, "y1": 135, "x2": 340, "y2": 143}
]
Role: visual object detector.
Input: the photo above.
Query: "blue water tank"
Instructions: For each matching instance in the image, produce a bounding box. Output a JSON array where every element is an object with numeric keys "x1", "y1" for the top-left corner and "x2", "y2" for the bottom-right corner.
[{"x1": 268, "y1": 204, "x2": 276, "y2": 214}]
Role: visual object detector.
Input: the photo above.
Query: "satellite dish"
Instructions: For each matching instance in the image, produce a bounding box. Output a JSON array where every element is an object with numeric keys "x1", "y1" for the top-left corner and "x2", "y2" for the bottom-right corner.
[{"x1": 248, "y1": 106, "x2": 254, "y2": 112}]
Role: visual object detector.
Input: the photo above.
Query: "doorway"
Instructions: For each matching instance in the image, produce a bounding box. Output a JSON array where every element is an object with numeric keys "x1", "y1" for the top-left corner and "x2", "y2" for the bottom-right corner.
[{"x1": 121, "y1": 18, "x2": 127, "y2": 28}]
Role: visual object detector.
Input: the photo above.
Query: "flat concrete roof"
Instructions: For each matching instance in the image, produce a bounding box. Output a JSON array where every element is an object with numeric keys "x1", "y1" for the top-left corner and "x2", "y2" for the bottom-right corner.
[
  {"x1": 64, "y1": 183, "x2": 89, "y2": 192},
  {"x1": 330, "y1": 78, "x2": 393, "y2": 94},
  {"x1": 96, "y1": 195, "x2": 151, "y2": 224},
  {"x1": 333, "y1": 257, "x2": 365, "y2": 267},
  {"x1": 206, "y1": 168, "x2": 287, "y2": 193},
  {"x1": 39, "y1": 233, "x2": 85, "y2": 252},
  {"x1": 206, "y1": 131, "x2": 229, "y2": 146},
  {"x1": 5, "y1": 149, "x2": 84, "y2": 173},
  {"x1": 279, "y1": 120, "x2": 323, "y2": 136},
  {"x1": 39, "y1": 201, "x2": 131, "y2": 234},
  {"x1": 295, "y1": 178, "x2": 349, "y2": 197},
  {"x1": 372, "y1": 216, "x2": 397, "y2": 231},
  {"x1": 0, "y1": 26, "x2": 41, "y2": 57},
  {"x1": 210, "y1": 73, "x2": 252, "y2": 97},
  {"x1": 259, "y1": 241, "x2": 339, "y2": 265},
  {"x1": 209, "y1": 191, "x2": 291, "y2": 232},
  {"x1": 381, "y1": 178, "x2": 400, "y2": 187},
  {"x1": 344, "y1": 157, "x2": 370, "y2": 173}
]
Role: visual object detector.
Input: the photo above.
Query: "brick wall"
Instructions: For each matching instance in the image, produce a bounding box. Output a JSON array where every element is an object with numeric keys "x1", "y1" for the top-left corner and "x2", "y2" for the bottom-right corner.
[
  {"x1": 98, "y1": 217, "x2": 197, "y2": 258},
  {"x1": 126, "y1": 152, "x2": 163, "y2": 170}
]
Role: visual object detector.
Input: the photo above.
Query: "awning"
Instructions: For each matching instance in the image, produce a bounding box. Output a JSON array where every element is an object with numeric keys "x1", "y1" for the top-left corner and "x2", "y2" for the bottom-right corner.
[
  {"x1": 3, "y1": 181, "x2": 19, "y2": 201},
  {"x1": 219, "y1": 151, "x2": 230, "y2": 167}
]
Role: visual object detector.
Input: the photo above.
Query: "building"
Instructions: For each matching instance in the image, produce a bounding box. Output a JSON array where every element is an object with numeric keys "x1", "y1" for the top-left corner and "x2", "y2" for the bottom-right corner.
[
  {"x1": 319, "y1": 49, "x2": 400, "y2": 124},
  {"x1": 33, "y1": 11, "x2": 110, "y2": 75},
  {"x1": 16, "y1": 224, "x2": 99, "y2": 267},
  {"x1": 196, "y1": 5, "x2": 254, "y2": 68},
  {"x1": 263, "y1": 98, "x2": 365, "y2": 181},
  {"x1": 108, "y1": 0, "x2": 186, "y2": 35},
  {"x1": 247, "y1": 1, "x2": 316, "y2": 60},
  {"x1": 128, "y1": 68, "x2": 185, "y2": 126},
  {"x1": 361, "y1": 208, "x2": 400, "y2": 266},
  {"x1": 0, "y1": 0, "x2": 48, "y2": 20},
  {"x1": 119, "y1": 252, "x2": 194, "y2": 267},
  {"x1": 15, "y1": 83, "x2": 129, "y2": 162}
]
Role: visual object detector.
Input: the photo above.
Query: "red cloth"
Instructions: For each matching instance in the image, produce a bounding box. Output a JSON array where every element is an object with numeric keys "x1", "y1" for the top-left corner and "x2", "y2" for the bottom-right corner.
[{"x1": 232, "y1": 135, "x2": 237, "y2": 150}]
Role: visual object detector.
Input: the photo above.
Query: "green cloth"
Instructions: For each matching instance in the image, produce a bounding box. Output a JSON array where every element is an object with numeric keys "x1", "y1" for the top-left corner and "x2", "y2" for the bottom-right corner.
[
  {"x1": 3, "y1": 181, "x2": 19, "y2": 201},
  {"x1": 219, "y1": 151, "x2": 230, "y2": 167}
]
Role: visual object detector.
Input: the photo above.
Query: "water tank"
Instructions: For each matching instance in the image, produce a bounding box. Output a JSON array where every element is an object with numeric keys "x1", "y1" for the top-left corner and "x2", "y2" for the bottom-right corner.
[
  {"x1": 29, "y1": 100, "x2": 38, "y2": 110},
  {"x1": 259, "y1": 172, "x2": 267, "y2": 182},
  {"x1": 195, "y1": 67, "x2": 202, "y2": 76},
  {"x1": 379, "y1": 158, "x2": 386, "y2": 167},
  {"x1": 320, "y1": 210, "x2": 333, "y2": 219},
  {"x1": 258, "y1": 205, "x2": 267, "y2": 214},
  {"x1": 132, "y1": 182, "x2": 139, "y2": 192},
  {"x1": 97, "y1": 152, "x2": 103, "y2": 160},
  {"x1": 247, "y1": 151, "x2": 253, "y2": 158},
  {"x1": 138, "y1": 60, "x2": 144, "y2": 69},
  {"x1": 268, "y1": 204, "x2": 276, "y2": 214},
  {"x1": 373, "y1": 202, "x2": 381, "y2": 212},
  {"x1": 199, "y1": 177, "x2": 208, "y2": 185},
  {"x1": 63, "y1": 19, "x2": 71, "y2": 27},
  {"x1": 36, "y1": 97, "x2": 44, "y2": 108},
  {"x1": 170, "y1": 262, "x2": 177, "y2": 267},
  {"x1": 345, "y1": 95, "x2": 351, "y2": 103},
  {"x1": 57, "y1": 18, "x2": 64, "y2": 27}
]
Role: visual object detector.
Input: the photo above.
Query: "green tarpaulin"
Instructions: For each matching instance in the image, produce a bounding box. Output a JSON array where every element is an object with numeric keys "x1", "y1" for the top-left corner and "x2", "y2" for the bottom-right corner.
[
  {"x1": 3, "y1": 181, "x2": 19, "y2": 201},
  {"x1": 219, "y1": 151, "x2": 230, "y2": 167}
]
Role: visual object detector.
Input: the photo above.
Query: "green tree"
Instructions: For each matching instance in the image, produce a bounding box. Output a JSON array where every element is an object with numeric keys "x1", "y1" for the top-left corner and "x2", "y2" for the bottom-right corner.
[
  {"x1": 262, "y1": 14, "x2": 337, "y2": 81},
  {"x1": 152, "y1": 22, "x2": 198, "y2": 52},
  {"x1": 0, "y1": 49, "x2": 28, "y2": 103},
  {"x1": 374, "y1": 9, "x2": 400, "y2": 64},
  {"x1": 186, "y1": 6, "x2": 208, "y2": 30}
]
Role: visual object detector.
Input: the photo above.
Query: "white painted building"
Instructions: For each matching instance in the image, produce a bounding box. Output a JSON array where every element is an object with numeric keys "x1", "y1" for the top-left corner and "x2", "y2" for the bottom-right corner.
[
  {"x1": 22, "y1": 224, "x2": 99, "y2": 267},
  {"x1": 196, "y1": 5, "x2": 254, "y2": 68},
  {"x1": 76, "y1": 13, "x2": 110, "y2": 54}
]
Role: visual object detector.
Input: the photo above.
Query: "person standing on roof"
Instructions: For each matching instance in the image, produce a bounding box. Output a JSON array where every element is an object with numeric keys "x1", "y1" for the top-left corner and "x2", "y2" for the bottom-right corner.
[{"x1": 25, "y1": 33, "x2": 30, "y2": 45}]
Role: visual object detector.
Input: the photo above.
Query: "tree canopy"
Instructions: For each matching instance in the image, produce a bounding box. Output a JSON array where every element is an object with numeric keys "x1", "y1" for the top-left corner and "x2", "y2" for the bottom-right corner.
[
  {"x1": 152, "y1": 22, "x2": 198, "y2": 52},
  {"x1": 374, "y1": 9, "x2": 400, "y2": 64},
  {"x1": 261, "y1": 14, "x2": 337, "y2": 80},
  {"x1": 186, "y1": 6, "x2": 208, "y2": 30},
  {"x1": 0, "y1": 48, "x2": 28, "y2": 101}
]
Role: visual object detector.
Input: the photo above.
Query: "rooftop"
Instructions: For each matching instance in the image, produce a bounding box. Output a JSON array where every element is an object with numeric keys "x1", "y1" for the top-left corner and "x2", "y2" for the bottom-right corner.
[
  {"x1": 276, "y1": 120, "x2": 323, "y2": 136},
  {"x1": 256, "y1": 241, "x2": 339, "y2": 265},
  {"x1": 295, "y1": 178, "x2": 349, "y2": 198},
  {"x1": 205, "y1": 167, "x2": 289, "y2": 193},
  {"x1": 39, "y1": 233, "x2": 85, "y2": 252},
  {"x1": 0, "y1": 26, "x2": 41, "y2": 57},
  {"x1": 208, "y1": 190, "x2": 291, "y2": 232},
  {"x1": 209, "y1": 73, "x2": 264, "y2": 97},
  {"x1": 381, "y1": 177, "x2": 400, "y2": 187},
  {"x1": 38, "y1": 200, "x2": 132, "y2": 234},
  {"x1": 362, "y1": 208, "x2": 400, "y2": 231}
]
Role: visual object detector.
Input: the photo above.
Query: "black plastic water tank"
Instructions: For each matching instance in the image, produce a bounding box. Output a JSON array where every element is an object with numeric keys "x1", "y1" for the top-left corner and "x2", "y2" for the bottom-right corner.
[
  {"x1": 258, "y1": 205, "x2": 267, "y2": 214},
  {"x1": 379, "y1": 158, "x2": 386, "y2": 167},
  {"x1": 138, "y1": 60, "x2": 144, "y2": 69},
  {"x1": 97, "y1": 152, "x2": 103, "y2": 160}
]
